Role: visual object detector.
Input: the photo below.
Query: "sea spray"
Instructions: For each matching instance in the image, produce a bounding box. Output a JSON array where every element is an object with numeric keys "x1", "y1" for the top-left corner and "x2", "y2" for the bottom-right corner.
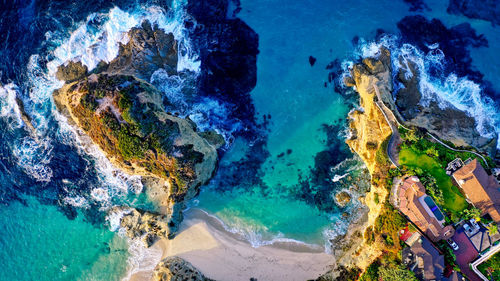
[
  {"x1": 191, "y1": 208, "x2": 327, "y2": 251},
  {"x1": 0, "y1": 83, "x2": 23, "y2": 128},
  {"x1": 47, "y1": 3, "x2": 199, "y2": 75},
  {"x1": 350, "y1": 35, "x2": 500, "y2": 148},
  {"x1": 105, "y1": 207, "x2": 163, "y2": 281}
]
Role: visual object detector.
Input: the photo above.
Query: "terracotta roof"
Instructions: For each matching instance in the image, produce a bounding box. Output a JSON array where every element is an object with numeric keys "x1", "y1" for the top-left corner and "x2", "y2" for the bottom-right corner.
[
  {"x1": 398, "y1": 176, "x2": 454, "y2": 242},
  {"x1": 453, "y1": 159, "x2": 500, "y2": 223}
]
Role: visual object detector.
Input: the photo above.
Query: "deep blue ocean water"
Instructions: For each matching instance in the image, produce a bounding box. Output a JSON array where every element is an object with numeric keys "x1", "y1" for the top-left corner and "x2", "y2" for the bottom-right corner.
[{"x1": 1, "y1": 0, "x2": 499, "y2": 279}]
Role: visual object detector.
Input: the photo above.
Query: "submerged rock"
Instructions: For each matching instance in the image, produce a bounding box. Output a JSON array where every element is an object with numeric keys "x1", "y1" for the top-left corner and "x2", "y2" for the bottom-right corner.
[
  {"x1": 152, "y1": 257, "x2": 213, "y2": 281},
  {"x1": 448, "y1": 0, "x2": 500, "y2": 26},
  {"x1": 335, "y1": 191, "x2": 352, "y2": 208}
]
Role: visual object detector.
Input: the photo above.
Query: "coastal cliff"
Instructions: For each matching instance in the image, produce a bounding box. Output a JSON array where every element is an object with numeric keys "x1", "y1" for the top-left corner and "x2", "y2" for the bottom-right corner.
[
  {"x1": 53, "y1": 22, "x2": 221, "y2": 239},
  {"x1": 336, "y1": 45, "x2": 498, "y2": 276},
  {"x1": 336, "y1": 50, "x2": 393, "y2": 270}
]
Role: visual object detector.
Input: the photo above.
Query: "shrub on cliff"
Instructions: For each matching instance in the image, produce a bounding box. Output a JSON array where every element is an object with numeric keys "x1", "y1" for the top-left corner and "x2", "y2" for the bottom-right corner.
[{"x1": 377, "y1": 264, "x2": 418, "y2": 281}]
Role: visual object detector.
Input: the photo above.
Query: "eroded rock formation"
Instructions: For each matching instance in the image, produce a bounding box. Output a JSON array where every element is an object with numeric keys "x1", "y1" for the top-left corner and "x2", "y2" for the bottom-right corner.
[
  {"x1": 152, "y1": 257, "x2": 213, "y2": 281},
  {"x1": 337, "y1": 50, "x2": 393, "y2": 270},
  {"x1": 54, "y1": 22, "x2": 220, "y2": 238}
]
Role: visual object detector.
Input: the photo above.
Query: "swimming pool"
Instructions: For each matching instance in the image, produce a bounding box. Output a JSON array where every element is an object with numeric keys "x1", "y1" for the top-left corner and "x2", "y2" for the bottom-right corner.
[{"x1": 424, "y1": 196, "x2": 445, "y2": 221}]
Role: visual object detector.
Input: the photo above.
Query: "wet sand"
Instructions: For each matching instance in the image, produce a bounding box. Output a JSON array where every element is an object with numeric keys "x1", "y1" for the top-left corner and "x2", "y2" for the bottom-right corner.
[{"x1": 131, "y1": 208, "x2": 334, "y2": 281}]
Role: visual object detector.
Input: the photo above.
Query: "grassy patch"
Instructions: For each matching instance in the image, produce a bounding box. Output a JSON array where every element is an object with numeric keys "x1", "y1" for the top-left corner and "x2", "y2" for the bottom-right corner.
[
  {"x1": 399, "y1": 147, "x2": 468, "y2": 214},
  {"x1": 478, "y1": 251, "x2": 500, "y2": 280}
]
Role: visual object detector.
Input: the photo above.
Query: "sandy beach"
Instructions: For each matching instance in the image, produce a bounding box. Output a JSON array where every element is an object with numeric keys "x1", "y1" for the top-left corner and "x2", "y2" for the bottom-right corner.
[{"x1": 130, "y1": 208, "x2": 334, "y2": 281}]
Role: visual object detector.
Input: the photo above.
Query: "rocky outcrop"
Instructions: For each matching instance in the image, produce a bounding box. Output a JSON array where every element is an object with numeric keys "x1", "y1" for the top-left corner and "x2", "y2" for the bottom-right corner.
[
  {"x1": 335, "y1": 191, "x2": 352, "y2": 208},
  {"x1": 392, "y1": 55, "x2": 497, "y2": 153},
  {"x1": 152, "y1": 257, "x2": 213, "y2": 281},
  {"x1": 448, "y1": 0, "x2": 500, "y2": 26},
  {"x1": 348, "y1": 47, "x2": 497, "y2": 155},
  {"x1": 344, "y1": 51, "x2": 393, "y2": 174},
  {"x1": 105, "y1": 21, "x2": 179, "y2": 80},
  {"x1": 54, "y1": 23, "x2": 220, "y2": 237},
  {"x1": 110, "y1": 207, "x2": 170, "y2": 246},
  {"x1": 56, "y1": 61, "x2": 88, "y2": 83},
  {"x1": 338, "y1": 51, "x2": 393, "y2": 270}
]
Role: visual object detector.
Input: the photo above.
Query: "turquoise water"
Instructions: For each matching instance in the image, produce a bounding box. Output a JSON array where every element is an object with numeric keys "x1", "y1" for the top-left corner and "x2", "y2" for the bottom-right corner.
[
  {"x1": 1, "y1": 0, "x2": 500, "y2": 279},
  {"x1": 0, "y1": 197, "x2": 129, "y2": 281},
  {"x1": 197, "y1": 0, "x2": 500, "y2": 246},
  {"x1": 197, "y1": 0, "x2": 412, "y2": 245}
]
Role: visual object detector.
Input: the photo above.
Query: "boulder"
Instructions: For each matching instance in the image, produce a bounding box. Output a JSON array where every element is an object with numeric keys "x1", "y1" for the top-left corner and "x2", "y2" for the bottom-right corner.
[
  {"x1": 152, "y1": 257, "x2": 213, "y2": 281},
  {"x1": 106, "y1": 21, "x2": 178, "y2": 80},
  {"x1": 110, "y1": 207, "x2": 170, "y2": 247},
  {"x1": 335, "y1": 191, "x2": 352, "y2": 208},
  {"x1": 56, "y1": 61, "x2": 88, "y2": 82}
]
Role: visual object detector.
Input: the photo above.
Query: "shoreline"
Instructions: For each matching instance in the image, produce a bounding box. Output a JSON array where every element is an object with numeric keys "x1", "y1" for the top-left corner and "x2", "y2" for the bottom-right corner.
[{"x1": 129, "y1": 208, "x2": 334, "y2": 281}]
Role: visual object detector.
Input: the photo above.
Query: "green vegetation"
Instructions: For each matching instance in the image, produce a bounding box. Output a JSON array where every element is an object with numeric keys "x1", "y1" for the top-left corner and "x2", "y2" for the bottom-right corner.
[
  {"x1": 487, "y1": 223, "x2": 498, "y2": 235},
  {"x1": 117, "y1": 125, "x2": 146, "y2": 160},
  {"x1": 398, "y1": 129, "x2": 470, "y2": 217},
  {"x1": 459, "y1": 207, "x2": 481, "y2": 222},
  {"x1": 478, "y1": 251, "x2": 500, "y2": 280},
  {"x1": 374, "y1": 203, "x2": 407, "y2": 248},
  {"x1": 377, "y1": 264, "x2": 418, "y2": 281},
  {"x1": 70, "y1": 75, "x2": 203, "y2": 189},
  {"x1": 359, "y1": 254, "x2": 417, "y2": 281},
  {"x1": 437, "y1": 240, "x2": 459, "y2": 271},
  {"x1": 399, "y1": 148, "x2": 467, "y2": 216},
  {"x1": 399, "y1": 127, "x2": 492, "y2": 169}
]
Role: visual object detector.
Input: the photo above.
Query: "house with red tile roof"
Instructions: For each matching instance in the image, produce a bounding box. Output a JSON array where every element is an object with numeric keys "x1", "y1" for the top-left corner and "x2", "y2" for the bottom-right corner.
[{"x1": 398, "y1": 176, "x2": 455, "y2": 242}]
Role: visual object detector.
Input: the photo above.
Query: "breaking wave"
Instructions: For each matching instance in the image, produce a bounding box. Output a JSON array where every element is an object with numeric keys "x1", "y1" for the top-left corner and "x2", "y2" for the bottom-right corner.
[{"x1": 351, "y1": 35, "x2": 500, "y2": 148}]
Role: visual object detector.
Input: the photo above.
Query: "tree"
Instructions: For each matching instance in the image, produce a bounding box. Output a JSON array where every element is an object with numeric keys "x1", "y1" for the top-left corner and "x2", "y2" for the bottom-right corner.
[
  {"x1": 378, "y1": 264, "x2": 418, "y2": 281},
  {"x1": 460, "y1": 207, "x2": 481, "y2": 221},
  {"x1": 487, "y1": 223, "x2": 498, "y2": 235},
  {"x1": 405, "y1": 130, "x2": 420, "y2": 143},
  {"x1": 425, "y1": 147, "x2": 439, "y2": 157}
]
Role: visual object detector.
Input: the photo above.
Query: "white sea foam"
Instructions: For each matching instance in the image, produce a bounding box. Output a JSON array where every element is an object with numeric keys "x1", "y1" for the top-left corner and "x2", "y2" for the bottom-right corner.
[
  {"x1": 331, "y1": 173, "x2": 348, "y2": 182},
  {"x1": 0, "y1": 82, "x2": 56, "y2": 182},
  {"x1": 351, "y1": 35, "x2": 500, "y2": 148},
  {"x1": 63, "y1": 195, "x2": 90, "y2": 209},
  {"x1": 12, "y1": 136, "x2": 54, "y2": 182},
  {"x1": 194, "y1": 208, "x2": 324, "y2": 251},
  {"x1": 47, "y1": 2, "x2": 200, "y2": 76},
  {"x1": 121, "y1": 238, "x2": 163, "y2": 281},
  {"x1": 0, "y1": 83, "x2": 23, "y2": 128}
]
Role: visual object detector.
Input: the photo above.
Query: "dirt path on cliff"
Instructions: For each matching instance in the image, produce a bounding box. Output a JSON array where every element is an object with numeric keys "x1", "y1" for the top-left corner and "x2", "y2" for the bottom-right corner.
[{"x1": 372, "y1": 83, "x2": 401, "y2": 168}]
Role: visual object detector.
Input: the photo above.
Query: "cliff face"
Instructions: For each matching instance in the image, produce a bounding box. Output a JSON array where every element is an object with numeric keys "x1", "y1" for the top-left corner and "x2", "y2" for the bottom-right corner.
[
  {"x1": 344, "y1": 53, "x2": 393, "y2": 174},
  {"x1": 348, "y1": 47, "x2": 497, "y2": 155},
  {"x1": 339, "y1": 51, "x2": 393, "y2": 270},
  {"x1": 53, "y1": 22, "x2": 221, "y2": 238}
]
